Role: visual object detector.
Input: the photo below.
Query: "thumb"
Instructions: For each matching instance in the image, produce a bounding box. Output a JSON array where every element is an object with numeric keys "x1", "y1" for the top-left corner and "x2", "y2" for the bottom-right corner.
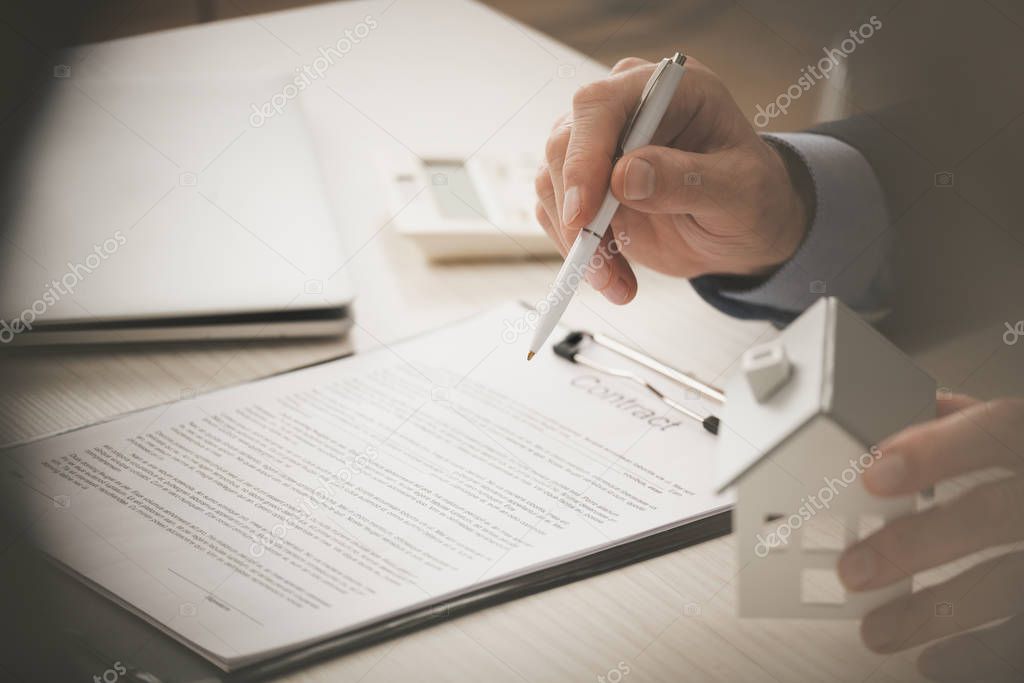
[{"x1": 610, "y1": 145, "x2": 720, "y2": 215}]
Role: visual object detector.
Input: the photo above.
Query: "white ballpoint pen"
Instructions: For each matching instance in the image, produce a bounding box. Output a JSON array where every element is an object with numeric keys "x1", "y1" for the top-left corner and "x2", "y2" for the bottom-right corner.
[{"x1": 527, "y1": 52, "x2": 688, "y2": 361}]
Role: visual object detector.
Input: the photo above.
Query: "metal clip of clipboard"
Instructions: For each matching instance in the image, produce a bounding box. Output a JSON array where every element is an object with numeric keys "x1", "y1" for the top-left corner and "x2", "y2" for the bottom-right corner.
[{"x1": 552, "y1": 330, "x2": 725, "y2": 435}]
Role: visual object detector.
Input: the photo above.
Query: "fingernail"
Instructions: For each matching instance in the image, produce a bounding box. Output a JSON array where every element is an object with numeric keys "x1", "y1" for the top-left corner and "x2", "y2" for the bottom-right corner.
[
  {"x1": 624, "y1": 158, "x2": 655, "y2": 200},
  {"x1": 603, "y1": 277, "x2": 630, "y2": 304},
  {"x1": 916, "y1": 638, "x2": 972, "y2": 677},
  {"x1": 861, "y1": 615, "x2": 898, "y2": 653},
  {"x1": 866, "y1": 455, "x2": 907, "y2": 495},
  {"x1": 562, "y1": 186, "x2": 581, "y2": 225},
  {"x1": 839, "y1": 547, "x2": 876, "y2": 590}
]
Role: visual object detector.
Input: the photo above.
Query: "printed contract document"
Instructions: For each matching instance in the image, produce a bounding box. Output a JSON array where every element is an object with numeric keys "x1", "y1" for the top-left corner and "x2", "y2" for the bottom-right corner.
[{"x1": 1, "y1": 303, "x2": 731, "y2": 671}]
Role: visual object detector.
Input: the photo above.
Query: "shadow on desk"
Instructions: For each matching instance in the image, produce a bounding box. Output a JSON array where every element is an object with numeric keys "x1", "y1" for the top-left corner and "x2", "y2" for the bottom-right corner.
[
  {"x1": 0, "y1": 511, "x2": 730, "y2": 682},
  {"x1": 0, "y1": 543, "x2": 218, "y2": 683}
]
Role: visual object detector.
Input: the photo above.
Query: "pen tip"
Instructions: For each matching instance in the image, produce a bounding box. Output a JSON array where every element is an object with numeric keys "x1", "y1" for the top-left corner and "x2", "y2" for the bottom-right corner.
[{"x1": 526, "y1": 351, "x2": 535, "y2": 361}]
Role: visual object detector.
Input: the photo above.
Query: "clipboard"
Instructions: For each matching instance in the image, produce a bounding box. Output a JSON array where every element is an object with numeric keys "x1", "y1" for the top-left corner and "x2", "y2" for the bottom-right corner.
[
  {"x1": 551, "y1": 330, "x2": 725, "y2": 435},
  {"x1": 4, "y1": 309, "x2": 733, "y2": 683}
]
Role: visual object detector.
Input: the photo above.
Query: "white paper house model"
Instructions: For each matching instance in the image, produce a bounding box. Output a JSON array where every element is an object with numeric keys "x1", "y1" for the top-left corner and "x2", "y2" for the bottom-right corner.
[{"x1": 714, "y1": 297, "x2": 935, "y2": 618}]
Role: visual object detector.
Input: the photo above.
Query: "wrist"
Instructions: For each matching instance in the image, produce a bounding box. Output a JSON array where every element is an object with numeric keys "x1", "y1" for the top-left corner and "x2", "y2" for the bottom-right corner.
[{"x1": 759, "y1": 137, "x2": 814, "y2": 272}]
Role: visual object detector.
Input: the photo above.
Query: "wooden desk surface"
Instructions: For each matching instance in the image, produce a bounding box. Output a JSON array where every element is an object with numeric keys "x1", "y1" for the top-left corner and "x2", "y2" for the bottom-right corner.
[{"x1": 2, "y1": 1, "x2": 1021, "y2": 681}]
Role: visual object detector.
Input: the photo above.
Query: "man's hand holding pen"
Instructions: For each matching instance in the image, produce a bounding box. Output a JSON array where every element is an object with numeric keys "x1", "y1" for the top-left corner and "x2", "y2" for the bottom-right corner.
[{"x1": 534, "y1": 56, "x2": 813, "y2": 305}]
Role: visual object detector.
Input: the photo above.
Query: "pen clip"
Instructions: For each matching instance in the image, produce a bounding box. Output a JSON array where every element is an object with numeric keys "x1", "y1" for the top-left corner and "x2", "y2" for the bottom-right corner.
[{"x1": 614, "y1": 51, "x2": 686, "y2": 161}]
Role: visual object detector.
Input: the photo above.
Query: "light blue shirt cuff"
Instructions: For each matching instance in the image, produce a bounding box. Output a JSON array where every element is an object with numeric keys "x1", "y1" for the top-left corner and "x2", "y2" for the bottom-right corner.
[{"x1": 722, "y1": 132, "x2": 892, "y2": 322}]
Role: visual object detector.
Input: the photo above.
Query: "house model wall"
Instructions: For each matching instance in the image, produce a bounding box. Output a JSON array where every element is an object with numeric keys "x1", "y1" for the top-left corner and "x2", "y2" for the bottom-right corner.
[{"x1": 714, "y1": 298, "x2": 935, "y2": 618}]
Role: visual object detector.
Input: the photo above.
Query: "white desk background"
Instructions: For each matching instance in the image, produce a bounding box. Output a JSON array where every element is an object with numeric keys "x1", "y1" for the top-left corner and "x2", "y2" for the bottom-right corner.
[{"x1": 1, "y1": 1, "x2": 1020, "y2": 681}]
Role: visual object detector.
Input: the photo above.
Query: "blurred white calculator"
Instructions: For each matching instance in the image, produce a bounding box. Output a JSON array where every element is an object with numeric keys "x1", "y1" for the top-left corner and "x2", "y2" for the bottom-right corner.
[{"x1": 389, "y1": 156, "x2": 558, "y2": 261}]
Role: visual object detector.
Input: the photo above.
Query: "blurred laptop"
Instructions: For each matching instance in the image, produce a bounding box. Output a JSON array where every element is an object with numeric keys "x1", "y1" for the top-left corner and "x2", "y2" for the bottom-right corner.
[{"x1": 0, "y1": 73, "x2": 354, "y2": 345}]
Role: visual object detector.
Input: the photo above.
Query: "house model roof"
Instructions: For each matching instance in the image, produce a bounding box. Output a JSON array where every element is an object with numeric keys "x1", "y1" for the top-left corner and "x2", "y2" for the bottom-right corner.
[{"x1": 713, "y1": 297, "x2": 935, "y2": 493}]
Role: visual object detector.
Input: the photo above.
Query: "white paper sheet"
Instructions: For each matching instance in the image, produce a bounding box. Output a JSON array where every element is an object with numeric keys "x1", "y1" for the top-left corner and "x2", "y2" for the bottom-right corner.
[{"x1": 1, "y1": 303, "x2": 731, "y2": 670}]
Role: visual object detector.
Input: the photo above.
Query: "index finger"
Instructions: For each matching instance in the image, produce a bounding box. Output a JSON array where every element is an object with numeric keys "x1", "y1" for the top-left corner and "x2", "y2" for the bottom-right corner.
[
  {"x1": 863, "y1": 398, "x2": 1024, "y2": 496},
  {"x1": 559, "y1": 59, "x2": 710, "y2": 235},
  {"x1": 559, "y1": 64, "x2": 652, "y2": 235}
]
